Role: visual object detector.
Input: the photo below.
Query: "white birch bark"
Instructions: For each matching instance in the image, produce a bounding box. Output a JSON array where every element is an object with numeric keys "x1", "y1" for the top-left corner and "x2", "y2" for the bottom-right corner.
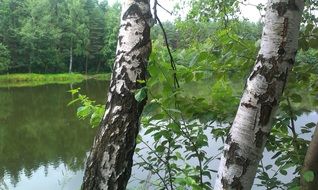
[
  {"x1": 214, "y1": 0, "x2": 304, "y2": 189},
  {"x1": 82, "y1": 0, "x2": 153, "y2": 189},
  {"x1": 69, "y1": 41, "x2": 73, "y2": 73},
  {"x1": 301, "y1": 123, "x2": 318, "y2": 190}
]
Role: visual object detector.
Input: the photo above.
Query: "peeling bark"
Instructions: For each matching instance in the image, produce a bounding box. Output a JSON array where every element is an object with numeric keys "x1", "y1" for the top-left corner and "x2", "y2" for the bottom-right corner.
[
  {"x1": 81, "y1": 1, "x2": 152, "y2": 189},
  {"x1": 214, "y1": 0, "x2": 304, "y2": 189},
  {"x1": 301, "y1": 123, "x2": 318, "y2": 190}
]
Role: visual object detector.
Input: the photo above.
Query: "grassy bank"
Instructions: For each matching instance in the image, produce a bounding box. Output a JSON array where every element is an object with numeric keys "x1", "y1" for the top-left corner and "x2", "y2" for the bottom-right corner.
[{"x1": 0, "y1": 73, "x2": 111, "y2": 87}]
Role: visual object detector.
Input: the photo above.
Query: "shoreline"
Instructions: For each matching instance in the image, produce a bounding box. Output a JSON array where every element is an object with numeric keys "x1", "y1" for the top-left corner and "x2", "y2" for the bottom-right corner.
[{"x1": 0, "y1": 73, "x2": 111, "y2": 87}]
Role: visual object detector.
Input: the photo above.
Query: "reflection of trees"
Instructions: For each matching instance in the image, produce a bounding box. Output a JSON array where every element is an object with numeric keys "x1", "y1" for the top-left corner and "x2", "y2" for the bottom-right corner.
[{"x1": 0, "y1": 80, "x2": 106, "y2": 185}]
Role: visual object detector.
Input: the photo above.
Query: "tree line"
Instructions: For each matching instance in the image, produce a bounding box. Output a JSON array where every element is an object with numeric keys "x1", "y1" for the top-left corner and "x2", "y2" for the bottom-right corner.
[{"x1": 0, "y1": 0, "x2": 120, "y2": 74}]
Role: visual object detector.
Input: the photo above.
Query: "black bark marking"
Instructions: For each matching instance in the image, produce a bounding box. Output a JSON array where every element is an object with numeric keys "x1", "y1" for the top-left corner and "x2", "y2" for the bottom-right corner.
[
  {"x1": 221, "y1": 177, "x2": 230, "y2": 189},
  {"x1": 280, "y1": 69, "x2": 288, "y2": 93},
  {"x1": 225, "y1": 142, "x2": 250, "y2": 177},
  {"x1": 124, "y1": 22, "x2": 132, "y2": 30},
  {"x1": 241, "y1": 159, "x2": 250, "y2": 176},
  {"x1": 250, "y1": 54, "x2": 286, "y2": 83},
  {"x1": 287, "y1": 0, "x2": 300, "y2": 11},
  {"x1": 273, "y1": 2, "x2": 288, "y2": 16},
  {"x1": 231, "y1": 176, "x2": 243, "y2": 190},
  {"x1": 272, "y1": 0, "x2": 299, "y2": 17},
  {"x1": 123, "y1": 4, "x2": 143, "y2": 20},
  {"x1": 127, "y1": 24, "x2": 150, "y2": 55},
  {"x1": 257, "y1": 54, "x2": 266, "y2": 64},
  {"x1": 259, "y1": 104, "x2": 272, "y2": 126},
  {"x1": 288, "y1": 58, "x2": 295, "y2": 65},
  {"x1": 278, "y1": 70, "x2": 287, "y2": 81},
  {"x1": 225, "y1": 134, "x2": 232, "y2": 144},
  {"x1": 282, "y1": 18, "x2": 289, "y2": 38},
  {"x1": 225, "y1": 142, "x2": 240, "y2": 167},
  {"x1": 118, "y1": 36, "x2": 124, "y2": 46},
  {"x1": 249, "y1": 54, "x2": 278, "y2": 82},
  {"x1": 278, "y1": 46, "x2": 286, "y2": 55},
  {"x1": 241, "y1": 102, "x2": 257, "y2": 109},
  {"x1": 255, "y1": 129, "x2": 270, "y2": 148},
  {"x1": 277, "y1": 18, "x2": 289, "y2": 59}
]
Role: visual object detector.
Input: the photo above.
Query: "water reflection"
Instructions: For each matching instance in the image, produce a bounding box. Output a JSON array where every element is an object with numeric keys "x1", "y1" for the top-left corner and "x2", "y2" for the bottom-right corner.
[
  {"x1": 0, "y1": 79, "x2": 317, "y2": 189},
  {"x1": 0, "y1": 80, "x2": 107, "y2": 189}
]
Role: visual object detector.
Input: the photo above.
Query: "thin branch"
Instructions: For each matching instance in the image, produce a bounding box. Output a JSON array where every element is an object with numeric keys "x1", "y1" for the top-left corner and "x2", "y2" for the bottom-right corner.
[
  {"x1": 140, "y1": 138, "x2": 174, "y2": 190},
  {"x1": 135, "y1": 152, "x2": 169, "y2": 189},
  {"x1": 157, "y1": 2, "x2": 173, "y2": 15},
  {"x1": 154, "y1": 0, "x2": 180, "y2": 89}
]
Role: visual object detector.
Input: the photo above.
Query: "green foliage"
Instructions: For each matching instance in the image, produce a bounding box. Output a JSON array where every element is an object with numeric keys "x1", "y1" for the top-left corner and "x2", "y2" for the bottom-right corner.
[
  {"x1": 135, "y1": 87, "x2": 148, "y2": 102},
  {"x1": 303, "y1": 170, "x2": 315, "y2": 182},
  {"x1": 102, "y1": 2, "x2": 121, "y2": 69},
  {"x1": 0, "y1": 43, "x2": 10, "y2": 72},
  {"x1": 68, "y1": 88, "x2": 104, "y2": 128},
  {"x1": 183, "y1": 0, "x2": 239, "y2": 24}
]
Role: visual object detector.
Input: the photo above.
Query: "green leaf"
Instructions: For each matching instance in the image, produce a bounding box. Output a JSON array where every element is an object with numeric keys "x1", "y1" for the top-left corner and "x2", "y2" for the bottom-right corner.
[
  {"x1": 155, "y1": 145, "x2": 165, "y2": 153},
  {"x1": 134, "y1": 87, "x2": 147, "y2": 102},
  {"x1": 271, "y1": 151, "x2": 282, "y2": 159},
  {"x1": 305, "y1": 122, "x2": 316, "y2": 128},
  {"x1": 77, "y1": 106, "x2": 90, "y2": 118},
  {"x1": 290, "y1": 186, "x2": 300, "y2": 190},
  {"x1": 166, "y1": 108, "x2": 181, "y2": 113},
  {"x1": 305, "y1": 23, "x2": 314, "y2": 34},
  {"x1": 309, "y1": 38, "x2": 318, "y2": 49},
  {"x1": 290, "y1": 93, "x2": 302, "y2": 103},
  {"x1": 143, "y1": 101, "x2": 161, "y2": 115},
  {"x1": 298, "y1": 38, "x2": 309, "y2": 51},
  {"x1": 301, "y1": 129, "x2": 311, "y2": 133},
  {"x1": 280, "y1": 169, "x2": 287, "y2": 176},
  {"x1": 67, "y1": 98, "x2": 80, "y2": 106},
  {"x1": 303, "y1": 170, "x2": 315, "y2": 182},
  {"x1": 167, "y1": 123, "x2": 181, "y2": 134},
  {"x1": 68, "y1": 88, "x2": 80, "y2": 95},
  {"x1": 136, "y1": 79, "x2": 146, "y2": 84},
  {"x1": 265, "y1": 165, "x2": 272, "y2": 170},
  {"x1": 136, "y1": 135, "x2": 142, "y2": 144}
]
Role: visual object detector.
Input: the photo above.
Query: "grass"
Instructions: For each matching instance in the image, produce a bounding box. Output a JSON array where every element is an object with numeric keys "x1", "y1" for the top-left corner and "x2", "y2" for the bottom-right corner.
[{"x1": 0, "y1": 73, "x2": 111, "y2": 87}]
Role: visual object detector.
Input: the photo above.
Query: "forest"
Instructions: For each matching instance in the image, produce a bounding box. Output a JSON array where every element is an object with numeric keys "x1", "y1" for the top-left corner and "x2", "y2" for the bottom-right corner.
[
  {"x1": 0, "y1": 0, "x2": 120, "y2": 74},
  {"x1": 1, "y1": 0, "x2": 318, "y2": 190}
]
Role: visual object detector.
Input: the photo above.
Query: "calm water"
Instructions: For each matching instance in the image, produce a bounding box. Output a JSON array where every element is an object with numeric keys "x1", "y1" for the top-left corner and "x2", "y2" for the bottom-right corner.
[
  {"x1": 0, "y1": 80, "x2": 317, "y2": 190},
  {"x1": 0, "y1": 80, "x2": 106, "y2": 190}
]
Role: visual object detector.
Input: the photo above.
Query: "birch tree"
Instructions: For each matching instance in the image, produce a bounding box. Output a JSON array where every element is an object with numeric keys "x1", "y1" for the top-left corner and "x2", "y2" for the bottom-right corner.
[
  {"x1": 301, "y1": 123, "x2": 318, "y2": 190},
  {"x1": 214, "y1": 0, "x2": 304, "y2": 189},
  {"x1": 82, "y1": 0, "x2": 153, "y2": 189}
]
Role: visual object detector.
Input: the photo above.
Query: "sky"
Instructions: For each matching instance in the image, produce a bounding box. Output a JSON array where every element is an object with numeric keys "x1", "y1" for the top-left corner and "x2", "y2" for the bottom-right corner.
[{"x1": 107, "y1": 0, "x2": 264, "y2": 22}]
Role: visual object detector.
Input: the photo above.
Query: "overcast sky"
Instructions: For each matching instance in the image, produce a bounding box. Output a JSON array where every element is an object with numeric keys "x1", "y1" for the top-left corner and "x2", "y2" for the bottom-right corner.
[{"x1": 107, "y1": 0, "x2": 264, "y2": 22}]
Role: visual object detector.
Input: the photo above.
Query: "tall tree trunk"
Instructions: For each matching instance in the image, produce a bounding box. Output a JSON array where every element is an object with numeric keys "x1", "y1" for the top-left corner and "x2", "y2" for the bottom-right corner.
[
  {"x1": 85, "y1": 55, "x2": 88, "y2": 75},
  {"x1": 214, "y1": 0, "x2": 304, "y2": 189},
  {"x1": 82, "y1": 0, "x2": 152, "y2": 189},
  {"x1": 69, "y1": 41, "x2": 73, "y2": 73},
  {"x1": 301, "y1": 123, "x2": 318, "y2": 190},
  {"x1": 96, "y1": 60, "x2": 101, "y2": 73}
]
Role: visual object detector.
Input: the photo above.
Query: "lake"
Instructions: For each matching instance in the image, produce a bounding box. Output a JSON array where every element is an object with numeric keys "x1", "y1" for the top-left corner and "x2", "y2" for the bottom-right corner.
[{"x1": 0, "y1": 80, "x2": 317, "y2": 190}]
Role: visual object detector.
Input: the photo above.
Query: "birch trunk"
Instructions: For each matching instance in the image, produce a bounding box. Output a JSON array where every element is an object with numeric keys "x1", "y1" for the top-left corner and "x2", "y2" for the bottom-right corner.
[
  {"x1": 82, "y1": 0, "x2": 152, "y2": 189},
  {"x1": 301, "y1": 123, "x2": 318, "y2": 190},
  {"x1": 214, "y1": 0, "x2": 304, "y2": 189},
  {"x1": 69, "y1": 42, "x2": 73, "y2": 73}
]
